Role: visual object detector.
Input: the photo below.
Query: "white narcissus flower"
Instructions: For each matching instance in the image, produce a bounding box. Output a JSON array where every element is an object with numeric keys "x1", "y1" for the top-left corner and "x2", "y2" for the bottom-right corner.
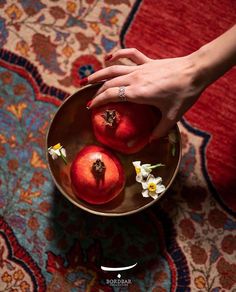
[
  {"x1": 132, "y1": 161, "x2": 152, "y2": 182},
  {"x1": 132, "y1": 161, "x2": 165, "y2": 182},
  {"x1": 141, "y1": 174, "x2": 166, "y2": 200},
  {"x1": 48, "y1": 143, "x2": 67, "y2": 164}
]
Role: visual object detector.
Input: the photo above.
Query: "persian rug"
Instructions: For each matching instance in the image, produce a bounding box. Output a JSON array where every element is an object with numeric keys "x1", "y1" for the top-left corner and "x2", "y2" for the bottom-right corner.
[{"x1": 0, "y1": 0, "x2": 235, "y2": 291}]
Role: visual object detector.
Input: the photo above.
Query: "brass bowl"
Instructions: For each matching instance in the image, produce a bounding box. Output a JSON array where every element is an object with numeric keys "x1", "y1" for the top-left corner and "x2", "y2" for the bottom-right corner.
[{"x1": 46, "y1": 83, "x2": 181, "y2": 216}]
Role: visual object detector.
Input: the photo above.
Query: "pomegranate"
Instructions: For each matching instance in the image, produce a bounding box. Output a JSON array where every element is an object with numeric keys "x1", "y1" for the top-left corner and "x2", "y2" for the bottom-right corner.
[
  {"x1": 91, "y1": 102, "x2": 160, "y2": 154},
  {"x1": 70, "y1": 145, "x2": 125, "y2": 205}
]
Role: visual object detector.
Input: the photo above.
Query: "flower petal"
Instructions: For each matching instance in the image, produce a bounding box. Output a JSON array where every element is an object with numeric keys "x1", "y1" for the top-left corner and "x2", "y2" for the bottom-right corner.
[
  {"x1": 61, "y1": 148, "x2": 66, "y2": 157},
  {"x1": 149, "y1": 193, "x2": 158, "y2": 200},
  {"x1": 51, "y1": 153, "x2": 58, "y2": 160},
  {"x1": 136, "y1": 174, "x2": 143, "y2": 183},
  {"x1": 48, "y1": 149, "x2": 53, "y2": 155},
  {"x1": 141, "y1": 167, "x2": 151, "y2": 177},
  {"x1": 142, "y1": 189, "x2": 149, "y2": 197},
  {"x1": 132, "y1": 161, "x2": 141, "y2": 167},
  {"x1": 152, "y1": 177, "x2": 162, "y2": 185},
  {"x1": 141, "y1": 182, "x2": 148, "y2": 189},
  {"x1": 146, "y1": 174, "x2": 156, "y2": 184},
  {"x1": 156, "y1": 184, "x2": 166, "y2": 194},
  {"x1": 142, "y1": 164, "x2": 151, "y2": 173},
  {"x1": 48, "y1": 148, "x2": 58, "y2": 159},
  {"x1": 146, "y1": 174, "x2": 155, "y2": 181},
  {"x1": 54, "y1": 149, "x2": 61, "y2": 156}
]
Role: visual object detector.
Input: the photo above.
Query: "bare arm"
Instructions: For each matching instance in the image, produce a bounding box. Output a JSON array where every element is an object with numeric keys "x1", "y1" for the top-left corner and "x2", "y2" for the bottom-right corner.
[{"x1": 194, "y1": 24, "x2": 236, "y2": 87}]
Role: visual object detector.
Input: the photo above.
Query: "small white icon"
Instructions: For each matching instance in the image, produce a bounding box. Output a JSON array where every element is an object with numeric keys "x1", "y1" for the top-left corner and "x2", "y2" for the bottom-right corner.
[{"x1": 117, "y1": 273, "x2": 121, "y2": 278}]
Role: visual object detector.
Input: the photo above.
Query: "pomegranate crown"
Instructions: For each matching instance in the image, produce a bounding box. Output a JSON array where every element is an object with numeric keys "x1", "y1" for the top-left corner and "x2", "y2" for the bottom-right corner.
[
  {"x1": 102, "y1": 109, "x2": 117, "y2": 127},
  {"x1": 92, "y1": 158, "x2": 106, "y2": 178}
]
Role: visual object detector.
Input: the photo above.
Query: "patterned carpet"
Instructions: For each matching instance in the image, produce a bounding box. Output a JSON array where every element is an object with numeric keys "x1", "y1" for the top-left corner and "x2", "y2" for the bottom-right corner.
[{"x1": 0, "y1": 1, "x2": 236, "y2": 291}]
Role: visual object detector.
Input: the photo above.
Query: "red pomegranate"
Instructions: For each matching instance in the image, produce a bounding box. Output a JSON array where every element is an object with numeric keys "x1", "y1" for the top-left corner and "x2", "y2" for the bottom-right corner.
[
  {"x1": 91, "y1": 102, "x2": 161, "y2": 154},
  {"x1": 70, "y1": 145, "x2": 125, "y2": 205}
]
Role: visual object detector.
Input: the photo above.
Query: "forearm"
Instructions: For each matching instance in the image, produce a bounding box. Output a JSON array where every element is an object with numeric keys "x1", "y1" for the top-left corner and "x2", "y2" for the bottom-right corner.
[{"x1": 193, "y1": 24, "x2": 236, "y2": 88}]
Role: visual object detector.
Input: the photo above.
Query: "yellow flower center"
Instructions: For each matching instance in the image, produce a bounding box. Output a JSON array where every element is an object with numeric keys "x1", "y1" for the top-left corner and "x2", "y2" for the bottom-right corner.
[
  {"x1": 148, "y1": 182, "x2": 156, "y2": 192},
  {"x1": 135, "y1": 167, "x2": 141, "y2": 174},
  {"x1": 53, "y1": 143, "x2": 61, "y2": 150}
]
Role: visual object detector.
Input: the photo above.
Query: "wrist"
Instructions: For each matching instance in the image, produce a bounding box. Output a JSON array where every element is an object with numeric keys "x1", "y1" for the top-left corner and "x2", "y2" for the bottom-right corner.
[
  {"x1": 187, "y1": 48, "x2": 211, "y2": 93},
  {"x1": 190, "y1": 25, "x2": 236, "y2": 88},
  {"x1": 194, "y1": 45, "x2": 218, "y2": 87}
]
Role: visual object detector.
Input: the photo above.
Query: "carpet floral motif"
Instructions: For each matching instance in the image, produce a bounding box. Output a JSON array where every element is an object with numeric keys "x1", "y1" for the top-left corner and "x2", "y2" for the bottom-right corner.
[
  {"x1": 166, "y1": 123, "x2": 236, "y2": 291},
  {"x1": 0, "y1": 217, "x2": 45, "y2": 291},
  {"x1": 0, "y1": 0, "x2": 133, "y2": 92},
  {"x1": 0, "y1": 0, "x2": 236, "y2": 291}
]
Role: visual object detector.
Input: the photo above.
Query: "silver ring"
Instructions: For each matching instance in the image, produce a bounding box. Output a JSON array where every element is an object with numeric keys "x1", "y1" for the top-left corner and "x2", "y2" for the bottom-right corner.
[{"x1": 118, "y1": 86, "x2": 127, "y2": 102}]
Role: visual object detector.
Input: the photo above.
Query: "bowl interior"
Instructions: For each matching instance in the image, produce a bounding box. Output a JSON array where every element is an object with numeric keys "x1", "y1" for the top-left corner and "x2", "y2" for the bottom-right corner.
[{"x1": 46, "y1": 84, "x2": 181, "y2": 216}]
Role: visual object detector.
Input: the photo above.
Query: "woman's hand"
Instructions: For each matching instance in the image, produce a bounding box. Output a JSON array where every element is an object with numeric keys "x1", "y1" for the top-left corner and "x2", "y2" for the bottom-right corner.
[
  {"x1": 84, "y1": 24, "x2": 236, "y2": 140},
  {"x1": 84, "y1": 48, "x2": 204, "y2": 140}
]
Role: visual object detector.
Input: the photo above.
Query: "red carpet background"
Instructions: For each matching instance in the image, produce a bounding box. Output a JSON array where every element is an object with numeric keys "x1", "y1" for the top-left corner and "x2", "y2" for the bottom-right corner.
[
  {"x1": 0, "y1": 0, "x2": 236, "y2": 291},
  {"x1": 123, "y1": 0, "x2": 236, "y2": 214}
]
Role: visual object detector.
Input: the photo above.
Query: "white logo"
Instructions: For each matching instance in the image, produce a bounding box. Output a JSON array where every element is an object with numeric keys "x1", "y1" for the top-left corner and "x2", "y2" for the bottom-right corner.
[{"x1": 101, "y1": 263, "x2": 137, "y2": 287}]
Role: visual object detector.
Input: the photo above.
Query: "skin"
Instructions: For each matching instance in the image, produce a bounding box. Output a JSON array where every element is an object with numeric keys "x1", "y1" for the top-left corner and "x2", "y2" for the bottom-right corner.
[{"x1": 85, "y1": 24, "x2": 236, "y2": 140}]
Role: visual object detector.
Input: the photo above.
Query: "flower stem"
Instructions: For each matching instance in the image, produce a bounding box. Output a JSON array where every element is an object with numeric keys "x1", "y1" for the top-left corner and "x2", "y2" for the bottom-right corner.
[
  {"x1": 148, "y1": 163, "x2": 165, "y2": 169},
  {"x1": 171, "y1": 145, "x2": 176, "y2": 157}
]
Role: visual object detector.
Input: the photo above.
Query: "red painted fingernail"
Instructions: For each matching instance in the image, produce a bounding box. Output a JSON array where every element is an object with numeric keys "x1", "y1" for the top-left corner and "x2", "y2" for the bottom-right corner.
[
  {"x1": 80, "y1": 77, "x2": 88, "y2": 86},
  {"x1": 86, "y1": 100, "x2": 92, "y2": 109},
  {"x1": 104, "y1": 54, "x2": 112, "y2": 61}
]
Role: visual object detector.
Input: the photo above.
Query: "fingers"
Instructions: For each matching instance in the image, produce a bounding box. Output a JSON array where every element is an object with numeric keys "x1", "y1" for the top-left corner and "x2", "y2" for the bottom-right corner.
[
  {"x1": 89, "y1": 86, "x2": 132, "y2": 108},
  {"x1": 150, "y1": 116, "x2": 175, "y2": 141},
  {"x1": 91, "y1": 82, "x2": 160, "y2": 108},
  {"x1": 86, "y1": 65, "x2": 135, "y2": 84},
  {"x1": 95, "y1": 75, "x2": 130, "y2": 96},
  {"x1": 81, "y1": 48, "x2": 150, "y2": 86},
  {"x1": 106, "y1": 48, "x2": 151, "y2": 65}
]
